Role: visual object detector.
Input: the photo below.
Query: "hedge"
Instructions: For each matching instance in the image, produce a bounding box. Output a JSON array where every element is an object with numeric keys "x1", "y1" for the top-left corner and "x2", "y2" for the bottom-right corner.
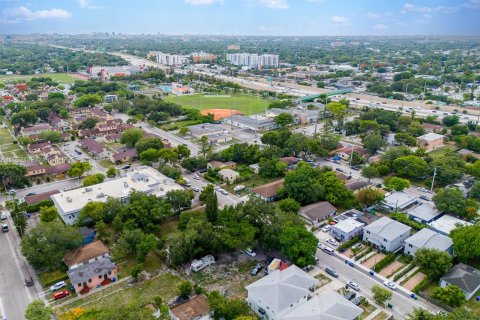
[
  {"x1": 390, "y1": 212, "x2": 426, "y2": 231},
  {"x1": 26, "y1": 199, "x2": 54, "y2": 213},
  {"x1": 373, "y1": 253, "x2": 396, "y2": 272},
  {"x1": 354, "y1": 247, "x2": 373, "y2": 261},
  {"x1": 393, "y1": 264, "x2": 416, "y2": 281},
  {"x1": 413, "y1": 276, "x2": 431, "y2": 293},
  {"x1": 337, "y1": 236, "x2": 360, "y2": 252},
  {"x1": 38, "y1": 268, "x2": 69, "y2": 287}
]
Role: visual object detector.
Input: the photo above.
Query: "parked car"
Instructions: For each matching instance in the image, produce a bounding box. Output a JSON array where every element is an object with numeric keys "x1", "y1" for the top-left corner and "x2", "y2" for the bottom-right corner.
[
  {"x1": 245, "y1": 248, "x2": 256, "y2": 257},
  {"x1": 317, "y1": 243, "x2": 326, "y2": 250},
  {"x1": 192, "y1": 175, "x2": 200, "y2": 180},
  {"x1": 347, "y1": 281, "x2": 360, "y2": 291},
  {"x1": 220, "y1": 189, "x2": 228, "y2": 195},
  {"x1": 192, "y1": 187, "x2": 200, "y2": 192},
  {"x1": 326, "y1": 238, "x2": 338, "y2": 246},
  {"x1": 321, "y1": 225, "x2": 331, "y2": 232},
  {"x1": 53, "y1": 290, "x2": 70, "y2": 300},
  {"x1": 1, "y1": 223, "x2": 8, "y2": 232},
  {"x1": 325, "y1": 267, "x2": 338, "y2": 278},
  {"x1": 419, "y1": 195, "x2": 431, "y2": 201},
  {"x1": 50, "y1": 281, "x2": 67, "y2": 292},
  {"x1": 215, "y1": 186, "x2": 222, "y2": 192},
  {"x1": 322, "y1": 246, "x2": 335, "y2": 255},
  {"x1": 0, "y1": 211, "x2": 7, "y2": 220},
  {"x1": 383, "y1": 280, "x2": 397, "y2": 290},
  {"x1": 250, "y1": 263, "x2": 263, "y2": 275},
  {"x1": 351, "y1": 296, "x2": 364, "y2": 306},
  {"x1": 335, "y1": 168, "x2": 344, "y2": 173},
  {"x1": 344, "y1": 291, "x2": 356, "y2": 300},
  {"x1": 351, "y1": 243, "x2": 363, "y2": 251},
  {"x1": 265, "y1": 256, "x2": 274, "y2": 266}
]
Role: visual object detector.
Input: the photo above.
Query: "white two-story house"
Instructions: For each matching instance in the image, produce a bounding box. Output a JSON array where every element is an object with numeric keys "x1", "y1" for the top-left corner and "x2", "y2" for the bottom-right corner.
[{"x1": 363, "y1": 217, "x2": 411, "y2": 252}]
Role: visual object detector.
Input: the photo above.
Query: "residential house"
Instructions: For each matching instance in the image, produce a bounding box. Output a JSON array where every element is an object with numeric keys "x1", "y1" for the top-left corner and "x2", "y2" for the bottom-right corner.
[
  {"x1": 406, "y1": 202, "x2": 442, "y2": 224},
  {"x1": 26, "y1": 164, "x2": 46, "y2": 177},
  {"x1": 64, "y1": 240, "x2": 111, "y2": 269},
  {"x1": 282, "y1": 290, "x2": 362, "y2": 320},
  {"x1": 80, "y1": 138, "x2": 109, "y2": 159},
  {"x1": 111, "y1": 148, "x2": 138, "y2": 164},
  {"x1": 218, "y1": 168, "x2": 239, "y2": 183},
  {"x1": 27, "y1": 142, "x2": 51, "y2": 154},
  {"x1": 440, "y1": 263, "x2": 480, "y2": 300},
  {"x1": 334, "y1": 145, "x2": 367, "y2": 161},
  {"x1": 345, "y1": 179, "x2": 369, "y2": 191},
  {"x1": 67, "y1": 257, "x2": 117, "y2": 295},
  {"x1": 331, "y1": 218, "x2": 364, "y2": 241},
  {"x1": 48, "y1": 113, "x2": 68, "y2": 128},
  {"x1": 169, "y1": 295, "x2": 210, "y2": 320},
  {"x1": 417, "y1": 133, "x2": 444, "y2": 151},
  {"x1": 207, "y1": 161, "x2": 236, "y2": 170},
  {"x1": 280, "y1": 157, "x2": 298, "y2": 169},
  {"x1": 404, "y1": 228, "x2": 453, "y2": 257},
  {"x1": 251, "y1": 179, "x2": 284, "y2": 202},
  {"x1": 428, "y1": 214, "x2": 472, "y2": 236},
  {"x1": 45, "y1": 163, "x2": 71, "y2": 178},
  {"x1": 104, "y1": 94, "x2": 118, "y2": 103},
  {"x1": 300, "y1": 201, "x2": 337, "y2": 225},
  {"x1": 80, "y1": 226, "x2": 96, "y2": 245},
  {"x1": 246, "y1": 265, "x2": 318, "y2": 320},
  {"x1": 422, "y1": 123, "x2": 443, "y2": 133},
  {"x1": 20, "y1": 123, "x2": 54, "y2": 136},
  {"x1": 363, "y1": 217, "x2": 412, "y2": 252},
  {"x1": 24, "y1": 190, "x2": 59, "y2": 206},
  {"x1": 381, "y1": 192, "x2": 418, "y2": 212},
  {"x1": 41, "y1": 145, "x2": 67, "y2": 166}
]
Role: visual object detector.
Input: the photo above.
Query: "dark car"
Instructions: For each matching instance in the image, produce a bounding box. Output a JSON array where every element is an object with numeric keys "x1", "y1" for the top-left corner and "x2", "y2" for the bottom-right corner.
[
  {"x1": 335, "y1": 168, "x2": 344, "y2": 172},
  {"x1": 351, "y1": 166, "x2": 361, "y2": 171},
  {"x1": 175, "y1": 295, "x2": 190, "y2": 305},
  {"x1": 265, "y1": 256, "x2": 274, "y2": 266},
  {"x1": 325, "y1": 267, "x2": 338, "y2": 278},
  {"x1": 250, "y1": 263, "x2": 263, "y2": 276},
  {"x1": 344, "y1": 291, "x2": 356, "y2": 300},
  {"x1": 419, "y1": 195, "x2": 431, "y2": 201},
  {"x1": 26, "y1": 192, "x2": 36, "y2": 196},
  {"x1": 351, "y1": 296, "x2": 364, "y2": 306}
]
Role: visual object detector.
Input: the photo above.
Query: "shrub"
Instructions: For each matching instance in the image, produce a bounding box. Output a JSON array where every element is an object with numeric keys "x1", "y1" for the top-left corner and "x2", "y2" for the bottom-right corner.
[
  {"x1": 26, "y1": 199, "x2": 54, "y2": 213},
  {"x1": 337, "y1": 237, "x2": 360, "y2": 252},
  {"x1": 374, "y1": 253, "x2": 396, "y2": 272},
  {"x1": 393, "y1": 264, "x2": 415, "y2": 281},
  {"x1": 390, "y1": 212, "x2": 426, "y2": 230}
]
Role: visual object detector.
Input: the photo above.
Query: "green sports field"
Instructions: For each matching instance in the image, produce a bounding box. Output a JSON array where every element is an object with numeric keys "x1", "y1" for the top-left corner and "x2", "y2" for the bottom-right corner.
[
  {"x1": 165, "y1": 93, "x2": 271, "y2": 115},
  {"x1": 0, "y1": 73, "x2": 82, "y2": 84}
]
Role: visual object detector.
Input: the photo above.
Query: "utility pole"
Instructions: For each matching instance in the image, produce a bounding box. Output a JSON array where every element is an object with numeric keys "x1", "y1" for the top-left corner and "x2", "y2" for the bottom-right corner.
[{"x1": 430, "y1": 166, "x2": 437, "y2": 192}]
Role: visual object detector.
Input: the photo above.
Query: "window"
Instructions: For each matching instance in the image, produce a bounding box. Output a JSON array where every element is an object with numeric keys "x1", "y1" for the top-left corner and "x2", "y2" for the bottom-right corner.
[
  {"x1": 384, "y1": 239, "x2": 387, "y2": 242},
  {"x1": 78, "y1": 283, "x2": 81, "y2": 287},
  {"x1": 409, "y1": 244, "x2": 412, "y2": 247},
  {"x1": 366, "y1": 231, "x2": 370, "y2": 234},
  {"x1": 88, "y1": 279, "x2": 92, "y2": 283}
]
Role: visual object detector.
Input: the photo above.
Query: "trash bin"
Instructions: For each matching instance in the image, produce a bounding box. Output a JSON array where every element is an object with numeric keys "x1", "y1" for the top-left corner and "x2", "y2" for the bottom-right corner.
[
  {"x1": 410, "y1": 293, "x2": 415, "y2": 299},
  {"x1": 369, "y1": 271, "x2": 374, "y2": 276},
  {"x1": 387, "y1": 303, "x2": 393, "y2": 308}
]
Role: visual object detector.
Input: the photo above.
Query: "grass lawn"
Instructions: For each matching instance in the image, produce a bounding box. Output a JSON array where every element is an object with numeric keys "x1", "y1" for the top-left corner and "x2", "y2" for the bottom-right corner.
[
  {"x1": 57, "y1": 272, "x2": 182, "y2": 315},
  {"x1": 38, "y1": 267, "x2": 69, "y2": 287},
  {"x1": 98, "y1": 159, "x2": 114, "y2": 168},
  {"x1": 0, "y1": 144, "x2": 21, "y2": 152},
  {"x1": 466, "y1": 289, "x2": 480, "y2": 315},
  {"x1": 165, "y1": 94, "x2": 270, "y2": 115},
  {"x1": 428, "y1": 146, "x2": 457, "y2": 160},
  {"x1": 0, "y1": 129, "x2": 13, "y2": 145},
  {"x1": 0, "y1": 73, "x2": 81, "y2": 84}
]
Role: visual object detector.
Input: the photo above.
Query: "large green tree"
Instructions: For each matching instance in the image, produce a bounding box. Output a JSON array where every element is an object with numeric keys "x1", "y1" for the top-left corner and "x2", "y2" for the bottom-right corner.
[
  {"x1": 274, "y1": 113, "x2": 295, "y2": 127},
  {"x1": 279, "y1": 222, "x2": 318, "y2": 267},
  {"x1": 414, "y1": 248, "x2": 452, "y2": 279},
  {"x1": 201, "y1": 184, "x2": 218, "y2": 223},
  {"x1": 371, "y1": 284, "x2": 392, "y2": 306},
  {"x1": 432, "y1": 285, "x2": 466, "y2": 307},
  {"x1": 121, "y1": 128, "x2": 144, "y2": 148},
  {"x1": 166, "y1": 189, "x2": 194, "y2": 213},
  {"x1": 450, "y1": 225, "x2": 480, "y2": 261},
  {"x1": 282, "y1": 162, "x2": 325, "y2": 205},
  {"x1": 363, "y1": 134, "x2": 385, "y2": 154},
  {"x1": 385, "y1": 176, "x2": 411, "y2": 191},
  {"x1": 67, "y1": 161, "x2": 91, "y2": 178},
  {"x1": 25, "y1": 300, "x2": 53, "y2": 320},
  {"x1": 393, "y1": 155, "x2": 429, "y2": 179},
  {"x1": 21, "y1": 220, "x2": 83, "y2": 271}
]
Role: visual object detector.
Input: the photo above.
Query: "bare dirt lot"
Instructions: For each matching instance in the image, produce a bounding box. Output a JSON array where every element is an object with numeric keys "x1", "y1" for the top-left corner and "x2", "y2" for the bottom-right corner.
[
  {"x1": 403, "y1": 272, "x2": 426, "y2": 291},
  {"x1": 379, "y1": 261, "x2": 405, "y2": 277},
  {"x1": 361, "y1": 253, "x2": 386, "y2": 269}
]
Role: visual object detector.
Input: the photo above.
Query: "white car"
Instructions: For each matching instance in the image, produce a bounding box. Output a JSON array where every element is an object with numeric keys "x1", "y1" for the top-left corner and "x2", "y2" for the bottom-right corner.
[
  {"x1": 317, "y1": 243, "x2": 326, "y2": 250},
  {"x1": 0, "y1": 211, "x2": 7, "y2": 220},
  {"x1": 245, "y1": 248, "x2": 256, "y2": 257},
  {"x1": 383, "y1": 280, "x2": 397, "y2": 290},
  {"x1": 192, "y1": 175, "x2": 200, "y2": 180},
  {"x1": 326, "y1": 238, "x2": 338, "y2": 246},
  {"x1": 215, "y1": 186, "x2": 222, "y2": 192},
  {"x1": 321, "y1": 226, "x2": 331, "y2": 232},
  {"x1": 220, "y1": 189, "x2": 228, "y2": 195},
  {"x1": 347, "y1": 281, "x2": 360, "y2": 291},
  {"x1": 192, "y1": 187, "x2": 200, "y2": 192},
  {"x1": 50, "y1": 281, "x2": 67, "y2": 292}
]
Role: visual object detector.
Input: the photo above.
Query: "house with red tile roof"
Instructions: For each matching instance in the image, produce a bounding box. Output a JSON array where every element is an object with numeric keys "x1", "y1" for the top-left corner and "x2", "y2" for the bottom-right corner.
[{"x1": 80, "y1": 138, "x2": 109, "y2": 159}]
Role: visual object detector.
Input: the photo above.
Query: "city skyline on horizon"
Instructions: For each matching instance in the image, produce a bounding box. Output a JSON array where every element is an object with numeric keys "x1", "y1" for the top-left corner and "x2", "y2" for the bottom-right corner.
[{"x1": 1, "y1": 0, "x2": 479, "y2": 36}]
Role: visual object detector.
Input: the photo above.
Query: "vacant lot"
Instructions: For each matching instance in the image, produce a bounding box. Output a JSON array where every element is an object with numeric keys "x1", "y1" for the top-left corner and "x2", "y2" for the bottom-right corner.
[
  {"x1": 379, "y1": 261, "x2": 405, "y2": 277},
  {"x1": 0, "y1": 128, "x2": 27, "y2": 160},
  {"x1": 0, "y1": 73, "x2": 81, "y2": 84},
  {"x1": 362, "y1": 253, "x2": 385, "y2": 269},
  {"x1": 403, "y1": 272, "x2": 426, "y2": 291},
  {"x1": 165, "y1": 94, "x2": 270, "y2": 115}
]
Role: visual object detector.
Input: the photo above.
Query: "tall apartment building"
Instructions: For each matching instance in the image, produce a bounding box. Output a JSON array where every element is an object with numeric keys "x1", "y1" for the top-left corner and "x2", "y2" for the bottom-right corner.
[
  {"x1": 156, "y1": 52, "x2": 189, "y2": 66},
  {"x1": 226, "y1": 53, "x2": 279, "y2": 68},
  {"x1": 191, "y1": 51, "x2": 217, "y2": 63}
]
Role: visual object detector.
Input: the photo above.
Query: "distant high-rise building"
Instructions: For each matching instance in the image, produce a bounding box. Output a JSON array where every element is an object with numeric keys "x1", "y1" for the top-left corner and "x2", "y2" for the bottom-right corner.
[
  {"x1": 191, "y1": 51, "x2": 217, "y2": 63},
  {"x1": 155, "y1": 52, "x2": 189, "y2": 66},
  {"x1": 227, "y1": 45, "x2": 241, "y2": 50},
  {"x1": 226, "y1": 53, "x2": 279, "y2": 68}
]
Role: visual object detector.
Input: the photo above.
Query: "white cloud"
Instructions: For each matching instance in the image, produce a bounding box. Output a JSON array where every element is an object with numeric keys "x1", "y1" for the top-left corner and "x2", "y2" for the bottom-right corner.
[
  {"x1": 402, "y1": 3, "x2": 457, "y2": 14},
  {"x1": 373, "y1": 23, "x2": 388, "y2": 30},
  {"x1": 185, "y1": 0, "x2": 223, "y2": 4},
  {"x1": 2, "y1": 6, "x2": 71, "y2": 23},
  {"x1": 367, "y1": 12, "x2": 380, "y2": 19},
  {"x1": 331, "y1": 15, "x2": 347, "y2": 23},
  {"x1": 463, "y1": 0, "x2": 480, "y2": 9},
  {"x1": 255, "y1": 0, "x2": 289, "y2": 9},
  {"x1": 422, "y1": 14, "x2": 433, "y2": 19},
  {"x1": 78, "y1": 0, "x2": 104, "y2": 9}
]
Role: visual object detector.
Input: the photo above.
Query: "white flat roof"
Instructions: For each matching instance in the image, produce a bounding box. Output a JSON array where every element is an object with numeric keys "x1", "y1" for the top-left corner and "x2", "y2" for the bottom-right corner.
[
  {"x1": 51, "y1": 167, "x2": 183, "y2": 223},
  {"x1": 428, "y1": 214, "x2": 472, "y2": 235},
  {"x1": 384, "y1": 192, "x2": 418, "y2": 210},
  {"x1": 332, "y1": 218, "x2": 364, "y2": 233}
]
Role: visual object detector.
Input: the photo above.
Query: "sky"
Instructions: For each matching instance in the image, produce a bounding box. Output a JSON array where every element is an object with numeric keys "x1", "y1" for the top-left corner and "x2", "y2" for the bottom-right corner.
[{"x1": 1, "y1": 0, "x2": 480, "y2": 36}]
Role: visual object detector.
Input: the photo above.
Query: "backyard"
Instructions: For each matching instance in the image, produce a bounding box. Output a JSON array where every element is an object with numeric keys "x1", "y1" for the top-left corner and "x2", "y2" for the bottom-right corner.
[
  {"x1": 0, "y1": 128, "x2": 28, "y2": 161},
  {"x1": 0, "y1": 73, "x2": 82, "y2": 84},
  {"x1": 165, "y1": 93, "x2": 271, "y2": 115}
]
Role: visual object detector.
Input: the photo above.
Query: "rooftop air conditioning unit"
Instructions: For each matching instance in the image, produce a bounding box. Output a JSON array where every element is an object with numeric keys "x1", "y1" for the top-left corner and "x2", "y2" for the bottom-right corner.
[
  {"x1": 66, "y1": 197, "x2": 72, "y2": 202},
  {"x1": 85, "y1": 187, "x2": 93, "y2": 192}
]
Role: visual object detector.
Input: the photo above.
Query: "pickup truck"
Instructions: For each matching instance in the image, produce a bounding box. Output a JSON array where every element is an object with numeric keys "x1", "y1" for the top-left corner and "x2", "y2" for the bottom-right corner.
[{"x1": 190, "y1": 255, "x2": 215, "y2": 272}]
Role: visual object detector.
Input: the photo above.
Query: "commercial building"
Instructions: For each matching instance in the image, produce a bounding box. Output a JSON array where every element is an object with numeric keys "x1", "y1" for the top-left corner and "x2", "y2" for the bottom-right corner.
[
  {"x1": 404, "y1": 228, "x2": 453, "y2": 257},
  {"x1": 87, "y1": 66, "x2": 143, "y2": 79},
  {"x1": 222, "y1": 115, "x2": 278, "y2": 131},
  {"x1": 363, "y1": 217, "x2": 412, "y2": 252},
  {"x1": 226, "y1": 53, "x2": 279, "y2": 68},
  {"x1": 51, "y1": 167, "x2": 183, "y2": 224},
  {"x1": 156, "y1": 52, "x2": 189, "y2": 66},
  {"x1": 187, "y1": 123, "x2": 229, "y2": 139},
  {"x1": 191, "y1": 51, "x2": 216, "y2": 63}
]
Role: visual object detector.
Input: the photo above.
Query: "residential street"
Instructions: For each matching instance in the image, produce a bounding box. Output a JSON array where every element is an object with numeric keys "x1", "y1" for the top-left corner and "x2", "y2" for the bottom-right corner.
[{"x1": 315, "y1": 248, "x2": 441, "y2": 319}]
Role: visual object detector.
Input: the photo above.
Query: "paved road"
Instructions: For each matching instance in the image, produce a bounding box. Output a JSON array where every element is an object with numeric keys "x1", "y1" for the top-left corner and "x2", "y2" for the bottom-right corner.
[
  {"x1": 0, "y1": 212, "x2": 44, "y2": 320},
  {"x1": 138, "y1": 122, "x2": 200, "y2": 156},
  {"x1": 0, "y1": 178, "x2": 81, "y2": 203},
  {"x1": 315, "y1": 247, "x2": 440, "y2": 319}
]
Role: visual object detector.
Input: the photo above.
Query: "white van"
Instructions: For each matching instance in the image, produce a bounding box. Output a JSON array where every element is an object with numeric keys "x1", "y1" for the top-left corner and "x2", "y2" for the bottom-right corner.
[
  {"x1": 322, "y1": 246, "x2": 335, "y2": 255},
  {"x1": 190, "y1": 255, "x2": 215, "y2": 272}
]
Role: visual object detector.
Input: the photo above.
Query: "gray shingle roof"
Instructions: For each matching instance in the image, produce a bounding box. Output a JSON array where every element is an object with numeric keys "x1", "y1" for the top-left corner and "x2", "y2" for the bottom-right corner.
[
  {"x1": 67, "y1": 257, "x2": 115, "y2": 285},
  {"x1": 441, "y1": 263, "x2": 480, "y2": 294}
]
